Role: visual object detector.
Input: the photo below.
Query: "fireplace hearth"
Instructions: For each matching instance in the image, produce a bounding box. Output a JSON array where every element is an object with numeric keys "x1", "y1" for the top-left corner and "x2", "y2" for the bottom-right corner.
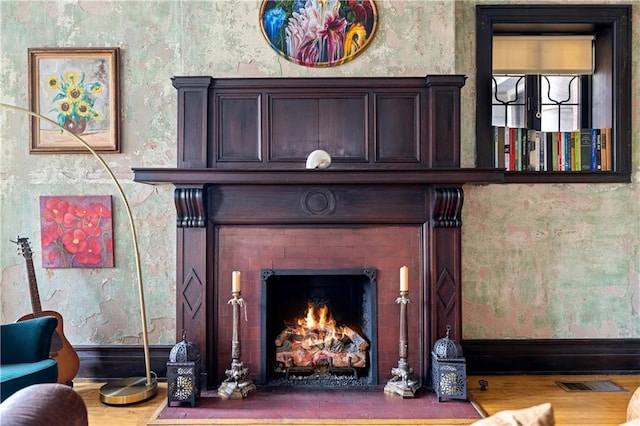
[{"x1": 132, "y1": 75, "x2": 503, "y2": 390}]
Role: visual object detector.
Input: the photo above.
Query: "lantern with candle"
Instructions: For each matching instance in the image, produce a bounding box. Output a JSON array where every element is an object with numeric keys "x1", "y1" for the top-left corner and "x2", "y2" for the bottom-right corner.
[
  {"x1": 167, "y1": 331, "x2": 202, "y2": 407},
  {"x1": 431, "y1": 325, "x2": 467, "y2": 402}
]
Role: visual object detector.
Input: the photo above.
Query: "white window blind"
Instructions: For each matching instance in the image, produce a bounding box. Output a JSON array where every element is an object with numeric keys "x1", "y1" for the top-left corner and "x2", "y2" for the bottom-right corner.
[{"x1": 493, "y1": 35, "x2": 594, "y2": 74}]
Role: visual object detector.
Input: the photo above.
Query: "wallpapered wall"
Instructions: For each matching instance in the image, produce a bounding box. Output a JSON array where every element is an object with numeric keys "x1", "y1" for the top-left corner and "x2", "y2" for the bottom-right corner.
[{"x1": 0, "y1": 1, "x2": 638, "y2": 346}]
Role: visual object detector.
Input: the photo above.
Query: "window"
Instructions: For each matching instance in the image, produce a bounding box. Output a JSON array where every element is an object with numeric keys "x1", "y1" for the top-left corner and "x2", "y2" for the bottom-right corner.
[
  {"x1": 475, "y1": 5, "x2": 632, "y2": 182},
  {"x1": 492, "y1": 74, "x2": 583, "y2": 132}
]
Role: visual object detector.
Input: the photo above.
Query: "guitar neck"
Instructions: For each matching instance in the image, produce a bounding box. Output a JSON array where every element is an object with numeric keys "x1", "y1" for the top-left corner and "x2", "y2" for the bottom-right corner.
[{"x1": 25, "y1": 257, "x2": 43, "y2": 316}]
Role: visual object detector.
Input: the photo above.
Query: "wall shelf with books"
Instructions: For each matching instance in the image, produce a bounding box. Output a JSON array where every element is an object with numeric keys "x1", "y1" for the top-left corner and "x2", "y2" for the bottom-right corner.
[{"x1": 476, "y1": 5, "x2": 632, "y2": 184}]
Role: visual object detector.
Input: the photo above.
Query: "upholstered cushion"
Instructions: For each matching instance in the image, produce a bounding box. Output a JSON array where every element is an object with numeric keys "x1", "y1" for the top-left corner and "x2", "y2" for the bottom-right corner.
[
  {"x1": 1, "y1": 316, "x2": 58, "y2": 364},
  {"x1": 0, "y1": 383, "x2": 88, "y2": 426},
  {"x1": 0, "y1": 360, "x2": 58, "y2": 402},
  {"x1": 471, "y1": 402, "x2": 554, "y2": 426},
  {"x1": 0, "y1": 316, "x2": 59, "y2": 402},
  {"x1": 628, "y1": 387, "x2": 640, "y2": 422}
]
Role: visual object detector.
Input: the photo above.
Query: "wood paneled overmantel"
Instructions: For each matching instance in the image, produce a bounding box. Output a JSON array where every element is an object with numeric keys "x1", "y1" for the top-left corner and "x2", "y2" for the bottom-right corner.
[{"x1": 132, "y1": 76, "x2": 504, "y2": 387}]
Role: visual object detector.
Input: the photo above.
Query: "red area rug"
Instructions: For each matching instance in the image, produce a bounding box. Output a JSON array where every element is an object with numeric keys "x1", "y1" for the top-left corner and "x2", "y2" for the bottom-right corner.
[{"x1": 149, "y1": 386, "x2": 481, "y2": 425}]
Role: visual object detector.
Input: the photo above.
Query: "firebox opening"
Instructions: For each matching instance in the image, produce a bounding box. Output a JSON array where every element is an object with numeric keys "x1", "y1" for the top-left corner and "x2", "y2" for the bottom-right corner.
[{"x1": 261, "y1": 268, "x2": 377, "y2": 387}]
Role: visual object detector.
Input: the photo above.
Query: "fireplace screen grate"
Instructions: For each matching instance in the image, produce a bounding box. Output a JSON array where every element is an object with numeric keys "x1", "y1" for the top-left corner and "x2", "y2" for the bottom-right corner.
[{"x1": 262, "y1": 268, "x2": 377, "y2": 387}]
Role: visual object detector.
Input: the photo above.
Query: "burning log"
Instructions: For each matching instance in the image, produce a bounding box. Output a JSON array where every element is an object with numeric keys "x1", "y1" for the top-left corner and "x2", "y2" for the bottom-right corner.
[
  {"x1": 274, "y1": 302, "x2": 369, "y2": 374},
  {"x1": 275, "y1": 330, "x2": 293, "y2": 347},
  {"x1": 342, "y1": 325, "x2": 369, "y2": 351},
  {"x1": 275, "y1": 347, "x2": 367, "y2": 369}
]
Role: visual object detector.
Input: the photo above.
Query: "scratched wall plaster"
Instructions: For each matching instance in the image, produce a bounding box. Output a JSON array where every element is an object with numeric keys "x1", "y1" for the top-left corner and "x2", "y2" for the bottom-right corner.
[{"x1": 0, "y1": 0, "x2": 638, "y2": 345}]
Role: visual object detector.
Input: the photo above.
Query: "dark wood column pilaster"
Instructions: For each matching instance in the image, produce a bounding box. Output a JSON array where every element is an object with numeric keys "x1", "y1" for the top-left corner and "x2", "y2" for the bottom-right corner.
[
  {"x1": 174, "y1": 185, "x2": 213, "y2": 385},
  {"x1": 425, "y1": 75, "x2": 466, "y2": 168},
  {"x1": 171, "y1": 76, "x2": 213, "y2": 168},
  {"x1": 429, "y1": 187, "x2": 464, "y2": 348}
]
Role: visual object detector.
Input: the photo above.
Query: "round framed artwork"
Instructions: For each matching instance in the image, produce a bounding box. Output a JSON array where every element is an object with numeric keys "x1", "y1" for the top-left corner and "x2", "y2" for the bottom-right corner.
[{"x1": 259, "y1": 0, "x2": 378, "y2": 68}]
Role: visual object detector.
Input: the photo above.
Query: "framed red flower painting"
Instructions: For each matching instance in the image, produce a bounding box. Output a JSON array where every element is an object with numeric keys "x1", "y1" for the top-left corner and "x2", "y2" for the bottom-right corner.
[{"x1": 39, "y1": 195, "x2": 114, "y2": 268}]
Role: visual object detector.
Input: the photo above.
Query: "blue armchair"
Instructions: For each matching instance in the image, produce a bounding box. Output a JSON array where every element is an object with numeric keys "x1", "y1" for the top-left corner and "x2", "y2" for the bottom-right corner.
[{"x1": 0, "y1": 316, "x2": 58, "y2": 402}]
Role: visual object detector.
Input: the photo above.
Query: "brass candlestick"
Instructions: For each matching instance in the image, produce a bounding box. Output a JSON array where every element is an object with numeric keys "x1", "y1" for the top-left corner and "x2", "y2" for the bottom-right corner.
[
  {"x1": 218, "y1": 291, "x2": 256, "y2": 399},
  {"x1": 384, "y1": 290, "x2": 419, "y2": 398}
]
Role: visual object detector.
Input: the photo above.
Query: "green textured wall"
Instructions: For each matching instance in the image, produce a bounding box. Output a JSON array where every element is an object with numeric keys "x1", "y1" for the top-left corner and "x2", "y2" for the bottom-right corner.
[{"x1": 0, "y1": 1, "x2": 638, "y2": 347}]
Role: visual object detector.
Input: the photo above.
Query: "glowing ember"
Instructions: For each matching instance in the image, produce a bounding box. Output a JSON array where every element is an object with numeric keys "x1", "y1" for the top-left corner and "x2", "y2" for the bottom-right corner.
[{"x1": 275, "y1": 301, "x2": 368, "y2": 372}]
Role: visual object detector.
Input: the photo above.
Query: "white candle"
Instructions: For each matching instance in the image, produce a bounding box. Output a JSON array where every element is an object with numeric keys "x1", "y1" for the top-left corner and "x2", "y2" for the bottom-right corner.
[
  {"x1": 400, "y1": 266, "x2": 409, "y2": 292},
  {"x1": 232, "y1": 270, "x2": 241, "y2": 293}
]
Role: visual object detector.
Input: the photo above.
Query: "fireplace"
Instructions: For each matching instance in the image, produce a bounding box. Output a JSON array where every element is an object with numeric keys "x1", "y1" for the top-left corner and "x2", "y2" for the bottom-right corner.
[
  {"x1": 132, "y1": 76, "x2": 503, "y2": 389},
  {"x1": 215, "y1": 226, "x2": 422, "y2": 387},
  {"x1": 261, "y1": 268, "x2": 377, "y2": 386}
]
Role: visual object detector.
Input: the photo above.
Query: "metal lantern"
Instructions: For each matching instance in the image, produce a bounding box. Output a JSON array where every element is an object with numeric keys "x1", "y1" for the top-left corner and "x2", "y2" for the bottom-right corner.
[
  {"x1": 167, "y1": 331, "x2": 202, "y2": 407},
  {"x1": 431, "y1": 325, "x2": 467, "y2": 402}
]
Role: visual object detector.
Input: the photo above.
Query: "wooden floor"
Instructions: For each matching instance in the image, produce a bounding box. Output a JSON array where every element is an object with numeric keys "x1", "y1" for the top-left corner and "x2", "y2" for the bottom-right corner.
[
  {"x1": 467, "y1": 374, "x2": 639, "y2": 426},
  {"x1": 74, "y1": 380, "x2": 168, "y2": 426},
  {"x1": 74, "y1": 374, "x2": 639, "y2": 426}
]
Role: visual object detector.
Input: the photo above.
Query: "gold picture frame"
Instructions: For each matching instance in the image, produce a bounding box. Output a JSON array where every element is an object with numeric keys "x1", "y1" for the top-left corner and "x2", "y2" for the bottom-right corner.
[{"x1": 28, "y1": 47, "x2": 120, "y2": 153}]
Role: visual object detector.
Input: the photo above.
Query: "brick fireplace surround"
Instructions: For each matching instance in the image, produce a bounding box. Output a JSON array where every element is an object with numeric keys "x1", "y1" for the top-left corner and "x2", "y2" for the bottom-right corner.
[{"x1": 133, "y1": 76, "x2": 502, "y2": 389}]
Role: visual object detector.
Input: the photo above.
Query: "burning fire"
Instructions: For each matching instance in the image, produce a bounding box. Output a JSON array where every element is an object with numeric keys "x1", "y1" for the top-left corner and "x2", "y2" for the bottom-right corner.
[
  {"x1": 275, "y1": 301, "x2": 369, "y2": 371},
  {"x1": 296, "y1": 302, "x2": 342, "y2": 349}
]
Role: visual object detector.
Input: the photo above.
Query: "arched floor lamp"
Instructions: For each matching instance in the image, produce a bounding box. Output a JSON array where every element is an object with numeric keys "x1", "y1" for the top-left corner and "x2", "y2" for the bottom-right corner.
[{"x1": 1, "y1": 103, "x2": 158, "y2": 405}]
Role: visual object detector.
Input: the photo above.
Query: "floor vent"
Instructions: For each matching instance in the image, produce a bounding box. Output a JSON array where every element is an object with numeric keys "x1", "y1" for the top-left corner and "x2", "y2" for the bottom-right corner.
[{"x1": 556, "y1": 380, "x2": 626, "y2": 392}]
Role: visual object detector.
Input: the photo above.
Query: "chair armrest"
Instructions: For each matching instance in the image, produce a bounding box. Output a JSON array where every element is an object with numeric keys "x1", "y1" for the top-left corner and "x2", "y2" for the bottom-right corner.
[{"x1": 1, "y1": 316, "x2": 58, "y2": 364}]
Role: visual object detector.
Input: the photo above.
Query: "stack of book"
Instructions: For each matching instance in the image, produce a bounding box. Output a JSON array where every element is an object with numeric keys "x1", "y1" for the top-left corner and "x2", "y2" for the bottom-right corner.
[{"x1": 492, "y1": 126, "x2": 613, "y2": 172}]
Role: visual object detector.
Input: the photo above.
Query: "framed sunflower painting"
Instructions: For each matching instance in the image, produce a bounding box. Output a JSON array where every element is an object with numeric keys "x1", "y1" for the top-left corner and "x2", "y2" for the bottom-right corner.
[
  {"x1": 28, "y1": 47, "x2": 120, "y2": 153},
  {"x1": 260, "y1": 0, "x2": 378, "y2": 67}
]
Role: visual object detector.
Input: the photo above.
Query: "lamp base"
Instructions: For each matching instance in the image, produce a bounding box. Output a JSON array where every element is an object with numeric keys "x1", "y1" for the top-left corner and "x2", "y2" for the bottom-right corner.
[{"x1": 100, "y1": 377, "x2": 158, "y2": 405}]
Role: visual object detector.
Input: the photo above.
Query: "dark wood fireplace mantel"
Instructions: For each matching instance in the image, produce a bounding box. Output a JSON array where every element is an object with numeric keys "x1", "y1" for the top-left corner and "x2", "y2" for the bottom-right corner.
[
  {"x1": 132, "y1": 76, "x2": 504, "y2": 387},
  {"x1": 133, "y1": 168, "x2": 503, "y2": 186}
]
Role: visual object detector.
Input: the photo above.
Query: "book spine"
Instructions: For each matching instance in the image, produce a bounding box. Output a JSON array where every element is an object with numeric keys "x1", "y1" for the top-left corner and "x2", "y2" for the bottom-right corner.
[
  {"x1": 551, "y1": 132, "x2": 558, "y2": 171},
  {"x1": 509, "y1": 127, "x2": 516, "y2": 171},
  {"x1": 565, "y1": 132, "x2": 568, "y2": 170},
  {"x1": 603, "y1": 127, "x2": 612, "y2": 171},
  {"x1": 537, "y1": 131, "x2": 544, "y2": 171},
  {"x1": 497, "y1": 127, "x2": 506, "y2": 169},
  {"x1": 516, "y1": 127, "x2": 522, "y2": 171},
  {"x1": 590, "y1": 128, "x2": 597, "y2": 170},
  {"x1": 573, "y1": 130, "x2": 581, "y2": 171},
  {"x1": 580, "y1": 129, "x2": 592, "y2": 171},
  {"x1": 596, "y1": 130, "x2": 602, "y2": 171},
  {"x1": 528, "y1": 129, "x2": 538, "y2": 171},
  {"x1": 557, "y1": 132, "x2": 564, "y2": 171},
  {"x1": 504, "y1": 127, "x2": 511, "y2": 171},
  {"x1": 493, "y1": 126, "x2": 498, "y2": 168}
]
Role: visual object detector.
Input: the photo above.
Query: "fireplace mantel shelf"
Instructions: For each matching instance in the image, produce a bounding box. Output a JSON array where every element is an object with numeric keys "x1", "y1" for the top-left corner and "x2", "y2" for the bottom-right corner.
[{"x1": 132, "y1": 167, "x2": 504, "y2": 186}]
